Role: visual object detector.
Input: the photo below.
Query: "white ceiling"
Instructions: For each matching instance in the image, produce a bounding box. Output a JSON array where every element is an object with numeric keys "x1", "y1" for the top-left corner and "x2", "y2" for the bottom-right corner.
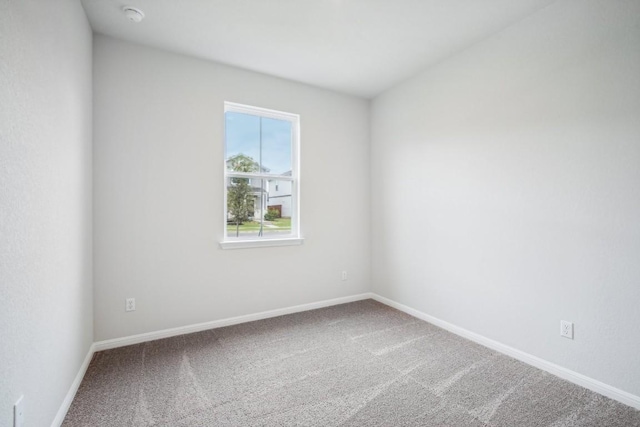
[{"x1": 81, "y1": 0, "x2": 555, "y2": 98}]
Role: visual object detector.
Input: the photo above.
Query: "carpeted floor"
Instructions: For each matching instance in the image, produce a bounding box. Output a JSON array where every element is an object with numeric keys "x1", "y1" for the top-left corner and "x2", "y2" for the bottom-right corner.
[{"x1": 63, "y1": 300, "x2": 640, "y2": 426}]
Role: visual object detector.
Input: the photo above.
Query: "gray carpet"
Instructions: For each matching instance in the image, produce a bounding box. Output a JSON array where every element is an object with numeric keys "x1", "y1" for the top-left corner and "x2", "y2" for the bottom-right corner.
[{"x1": 63, "y1": 300, "x2": 640, "y2": 426}]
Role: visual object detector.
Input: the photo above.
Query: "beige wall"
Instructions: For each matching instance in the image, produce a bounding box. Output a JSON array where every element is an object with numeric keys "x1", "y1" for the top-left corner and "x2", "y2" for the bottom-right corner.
[
  {"x1": 0, "y1": 1, "x2": 93, "y2": 425},
  {"x1": 371, "y1": 0, "x2": 640, "y2": 397},
  {"x1": 93, "y1": 35, "x2": 371, "y2": 341}
]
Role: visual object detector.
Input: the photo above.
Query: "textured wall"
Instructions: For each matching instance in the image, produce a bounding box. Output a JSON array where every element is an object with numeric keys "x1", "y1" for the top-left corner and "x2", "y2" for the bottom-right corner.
[
  {"x1": 0, "y1": 1, "x2": 93, "y2": 426},
  {"x1": 371, "y1": 0, "x2": 640, "y2": 396},
  {"x1": 93, "y1": 36, "x2": 370, "y2": 341}
]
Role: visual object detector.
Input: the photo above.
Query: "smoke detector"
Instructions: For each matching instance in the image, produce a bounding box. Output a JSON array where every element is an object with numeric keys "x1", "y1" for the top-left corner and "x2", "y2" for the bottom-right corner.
[{"x1": 123, "y1": 7, "x2": 145, "y2": 23}]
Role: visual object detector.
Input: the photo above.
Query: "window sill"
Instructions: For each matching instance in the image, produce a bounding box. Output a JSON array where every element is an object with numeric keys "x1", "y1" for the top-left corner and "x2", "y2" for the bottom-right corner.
[{"x1": 219, "y1": 237, "x2": 304, "y2": 250}]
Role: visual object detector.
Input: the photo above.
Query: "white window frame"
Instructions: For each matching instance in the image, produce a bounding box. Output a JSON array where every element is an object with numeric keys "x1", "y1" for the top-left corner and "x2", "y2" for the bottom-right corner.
[{"x1": 220, "y1": 102, "x2": 303, "y2": 249}]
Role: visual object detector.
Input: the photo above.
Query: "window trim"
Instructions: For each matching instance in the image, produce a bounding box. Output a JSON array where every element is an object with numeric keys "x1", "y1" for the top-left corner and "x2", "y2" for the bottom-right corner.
[
  {"x1": 219, "y1": 237, "x2": 304, "y2": 250},
  {"x1": 220, "y1": 102, "x2": 302, "y2": 249}
]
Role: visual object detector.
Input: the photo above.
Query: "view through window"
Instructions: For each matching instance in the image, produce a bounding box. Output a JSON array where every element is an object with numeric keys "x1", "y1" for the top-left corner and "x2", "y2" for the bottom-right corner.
[{"x1": 224, "y1": 102, "x2": 299, "y2": 241}]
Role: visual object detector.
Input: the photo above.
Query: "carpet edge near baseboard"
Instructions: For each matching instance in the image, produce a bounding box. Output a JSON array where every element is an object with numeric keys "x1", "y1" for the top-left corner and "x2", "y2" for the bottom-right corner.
[
  {"x1": 53, "y1": 293, "x2": 375, "y2": 426},
  {"x1": 370, "y1": 293, "x2": 640, "y2": 411},
  {"x1": 53, "y1": 291, "x2": 640, "y2": 426},
  {"x1": 93, "y1": 293, "x2": 375, "y2": 352},
  {"x1": 51, "y1": 342, "x2": 96, "y2": 427}
]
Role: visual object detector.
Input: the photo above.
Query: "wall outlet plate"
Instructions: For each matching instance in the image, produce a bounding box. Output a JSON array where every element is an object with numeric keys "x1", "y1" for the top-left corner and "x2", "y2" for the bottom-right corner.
[
  {"x1": 341, "y1": 271, "x2": 348, "y2": 281},
  {"x1": 560, "y1": 320, "x2": 573, "y2": 339},
  {"x1": 126, "y1": 298, "x2": 136, "y2": 312}
]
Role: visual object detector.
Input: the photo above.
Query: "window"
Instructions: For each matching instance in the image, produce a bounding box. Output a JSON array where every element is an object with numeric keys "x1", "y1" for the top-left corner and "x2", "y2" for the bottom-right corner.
[{"x1": 221, "y1": 102, "x2": 302, "y2": 249}]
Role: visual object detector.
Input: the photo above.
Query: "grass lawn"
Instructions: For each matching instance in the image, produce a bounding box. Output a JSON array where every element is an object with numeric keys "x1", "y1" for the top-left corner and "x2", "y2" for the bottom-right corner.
[
  {"x1": 270, "y1": 217, "x2": 291, "y2": 229},
  {"x1": 226, "y1": 217, "x2": 291, "y2": 233}
]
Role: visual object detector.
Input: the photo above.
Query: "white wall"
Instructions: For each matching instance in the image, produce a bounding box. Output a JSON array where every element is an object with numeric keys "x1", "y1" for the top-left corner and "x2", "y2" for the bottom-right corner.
[
  {"x1": 0, "y1": 1, "x2": 93, "y2": 426},
  {"x1": 371, "y1": 0, "x2": 640, "y2": 397},
  {"x1": 93, "y1": 35, "x2": 370, "y2": 341}
]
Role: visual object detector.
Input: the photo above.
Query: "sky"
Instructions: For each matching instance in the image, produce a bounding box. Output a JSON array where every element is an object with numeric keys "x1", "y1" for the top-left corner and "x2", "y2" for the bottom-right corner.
[{"x1": 225, "y1": 111, "x2": 292, "y2": 175}]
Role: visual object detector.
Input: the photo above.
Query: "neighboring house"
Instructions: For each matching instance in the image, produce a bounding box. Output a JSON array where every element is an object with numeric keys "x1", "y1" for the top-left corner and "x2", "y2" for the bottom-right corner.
[
  {"x1": 245, "y1": 181, "x2": 268, "y2": 219},
  {"x1": 267, "y1": 171, "x2": 292, "y2": 218},
  {"x1": 226, "y1": 172, "x2": 292, "y2": 221}
]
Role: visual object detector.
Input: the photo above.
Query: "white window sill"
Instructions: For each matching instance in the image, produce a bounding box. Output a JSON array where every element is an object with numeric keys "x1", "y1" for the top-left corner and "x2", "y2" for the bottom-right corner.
[{"x1": 219, "y1": 237, "x2": 304, "y2": 250}]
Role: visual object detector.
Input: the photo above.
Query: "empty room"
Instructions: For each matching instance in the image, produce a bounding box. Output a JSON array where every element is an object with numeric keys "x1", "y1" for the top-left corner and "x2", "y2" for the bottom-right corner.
[{"x1": 2, "y1": 0, "x2": 640, "y2": 426}]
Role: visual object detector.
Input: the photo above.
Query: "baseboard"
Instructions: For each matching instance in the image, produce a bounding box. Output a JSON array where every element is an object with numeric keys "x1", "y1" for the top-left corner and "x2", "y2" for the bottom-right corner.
[
  {"x1": 370, "y1": 293, "x2": 640, "y2": 410},
  {"x1": 51, "y1": 343, "x2": 96, "y2": 427},
  {"x1": 55, "y1": 291, "x2": 638, "y2": 426},
  {"x1": 54, "y1": 293, "x2": 372, "y2": 424},
  {"x1": 94, "y1": 293, "x2": 374, "y2": 352}
]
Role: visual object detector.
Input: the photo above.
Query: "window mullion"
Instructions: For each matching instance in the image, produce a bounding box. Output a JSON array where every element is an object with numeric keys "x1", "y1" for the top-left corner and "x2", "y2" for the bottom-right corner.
[{"x1": 259, "y1": 117, "x2": 264, "y2": 236}]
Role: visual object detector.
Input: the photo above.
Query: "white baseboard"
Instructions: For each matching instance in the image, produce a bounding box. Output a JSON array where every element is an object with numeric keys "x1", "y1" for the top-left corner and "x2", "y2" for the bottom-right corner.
[
  {"x1": 54, "y1": 291, "x2": 638, "y2": 426},
  {"x1": 54, "y1": 293, "x2": 372, "y2": 424},
  {"x1": 94, "y1": 293, "x2": 374, "y2": 352},
  {"x1": 51, "y1": 343, "x2": 96, "y2": 427},
  {"x1": 370, "y1": 293, "x2": 640, "y2": 410}
]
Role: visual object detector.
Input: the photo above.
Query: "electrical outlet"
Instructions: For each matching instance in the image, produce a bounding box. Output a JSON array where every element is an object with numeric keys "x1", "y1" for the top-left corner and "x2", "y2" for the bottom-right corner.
[
  {"x1": 341, "y1": 271, "x2": 348, "y2": 281},
  {"x1": 126, "y1": 298, "x2": 136, "y2": 312},
  {"x1": 14, "y1": 395, "x2": 24, "y2": 427},
  {"x1": 560, "y1": 320, "x2": 573, "y2": 339}
]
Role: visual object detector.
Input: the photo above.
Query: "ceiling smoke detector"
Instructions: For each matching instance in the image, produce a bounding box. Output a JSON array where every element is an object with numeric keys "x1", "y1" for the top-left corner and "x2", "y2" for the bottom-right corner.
[{"x1": 123, "y1": 7, "x2": 145, "y2": 23}]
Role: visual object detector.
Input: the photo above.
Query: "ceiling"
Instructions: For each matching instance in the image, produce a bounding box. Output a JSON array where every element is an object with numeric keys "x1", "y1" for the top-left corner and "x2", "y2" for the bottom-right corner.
[{"x1": 81, "y1": 0, "x2": 556, "y2": 98}]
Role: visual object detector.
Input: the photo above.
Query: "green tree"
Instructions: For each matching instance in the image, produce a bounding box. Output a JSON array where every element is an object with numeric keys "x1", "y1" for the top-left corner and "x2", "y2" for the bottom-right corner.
[{"x1": 227, "y1": 154, "x2": 259, "y2": 236}]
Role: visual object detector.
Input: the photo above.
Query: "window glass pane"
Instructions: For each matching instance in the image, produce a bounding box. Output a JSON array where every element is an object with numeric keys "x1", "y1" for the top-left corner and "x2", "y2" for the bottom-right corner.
[
  {"x1": 225, "y1": 112, "x2": 260, "y2": 173},
  {"x1": 226, "y1": 178, "x2": 266, "y2": 239},
  {"x1": 224, "y1": 103, "x2": 298, "y2": 242},
  {"x1": 261, "y1": 117, "x2": 292, "y2": 176},
  {"x1": 264, "y1": 178, "x2": 292, "y2": 236}
]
